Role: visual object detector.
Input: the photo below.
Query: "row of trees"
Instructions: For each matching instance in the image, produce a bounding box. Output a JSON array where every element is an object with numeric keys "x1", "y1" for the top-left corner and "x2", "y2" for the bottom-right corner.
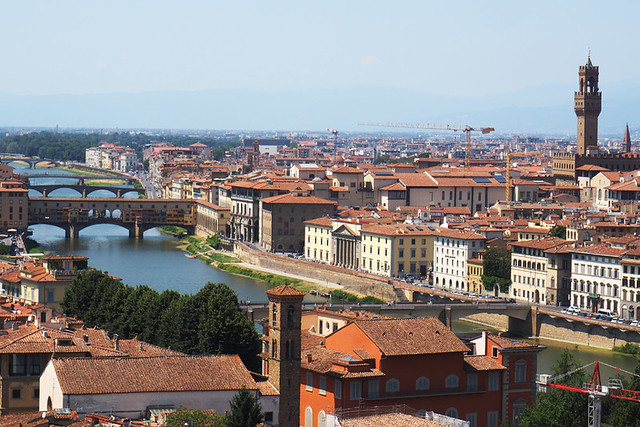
[
  {"x1": 0, "y1": 131, "x2": 239, "y2": 162},
  {"x1": 482, "y1": 246, "x2": 511, "y2": 293},
  {"x1": 61, "y1": 271, "x2": 261, "y2": 371}
]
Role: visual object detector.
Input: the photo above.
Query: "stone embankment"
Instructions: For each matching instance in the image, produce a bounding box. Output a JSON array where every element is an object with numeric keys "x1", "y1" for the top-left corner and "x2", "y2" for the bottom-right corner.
[{"x1": 233, "y1": 242, "x2": 396, "y2": 302}]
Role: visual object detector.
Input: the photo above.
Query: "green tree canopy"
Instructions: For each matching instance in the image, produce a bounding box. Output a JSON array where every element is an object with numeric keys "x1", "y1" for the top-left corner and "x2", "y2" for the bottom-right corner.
[
  {"x1": 62, "y1": 271, "x2": 261, "y2": 371},
  {"x1": 225, "y1": 387, "x2": 263, "y2": 427},
  {"x1": 482, "y1": 246, "x2": 511, "y2": 292},
  {"x1": 518, "y1": 349, "x2": 588, "y2": 427},
  {"x1": 165, "y1": 407, "x2": 224, "y2": 427},
  {"x1": 550, "y1": 225, "x2": 567, "y2": 239}
]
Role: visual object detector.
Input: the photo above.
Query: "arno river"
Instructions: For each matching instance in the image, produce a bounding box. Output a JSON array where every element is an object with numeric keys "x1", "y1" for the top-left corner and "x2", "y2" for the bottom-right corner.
[{"x1": 19, "y1": 164, "x2": 639, "y2": 380}]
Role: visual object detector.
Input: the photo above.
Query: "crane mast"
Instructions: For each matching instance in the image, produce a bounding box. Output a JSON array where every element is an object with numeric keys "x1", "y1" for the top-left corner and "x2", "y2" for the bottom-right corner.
[{"x1": 358, "y1": 122, "x2": 494, "y2": 170}]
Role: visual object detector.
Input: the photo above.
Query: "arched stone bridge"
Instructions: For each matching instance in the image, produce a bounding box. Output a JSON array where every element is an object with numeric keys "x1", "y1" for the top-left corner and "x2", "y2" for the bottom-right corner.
[
  {"x1": 28, "y1": 197, "x2": 195, "y2": 238},
  {"x1": 29, "y1": 184, "x2": 145, "y2": 198},
  {"x1": 24, "y1": 174, "x2": 136, "y2": 185}
]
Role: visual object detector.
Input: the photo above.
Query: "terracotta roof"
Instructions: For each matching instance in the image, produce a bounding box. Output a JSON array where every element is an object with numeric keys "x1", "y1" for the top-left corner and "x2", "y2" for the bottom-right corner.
[
  {"x1": 260, "y1": 193, "x2": 337, "y2": 205},
  {"x1": 266, "y1": 284, "x2": 306, "y2": 297},
  {"x1": 256, "y1": 380, "x2": 279, "y2": 396},
  {"x1": 511, "y1": 237, "x2": 566, "y2": 250},
  {"x1": 53, "y1": 355, "x2": 257, "y2": 395},
  {"x1": 434, "y1": 228, "x2": 486, "y2": 240},
  {"x1": 380, "y1": 182, "x2": 406, "y2": 191},
  {"x1": 341, "y1": 413, "x2": 448, "y2": 427},
  {"x1": 464, "y1": 355, "x2": 505, "y2": 371},
  {"x1": 333, "y1": 167, "x2": 364, "y2": 174},
  {"x1": 576, "y1": 164, "x2": 609, "y2": 171},
  {"x1": 396, "y1": 173, "x2": 438, "y2": 187},
  {"x1": 488, "y1": 334, "x2": 543, "y2": 350},
  {"x1": 353, "y1": 317, "x2": 470, "y2": 356},
  {"x1": 304, "y1": 217, "x2": 334, "y2": 227}
]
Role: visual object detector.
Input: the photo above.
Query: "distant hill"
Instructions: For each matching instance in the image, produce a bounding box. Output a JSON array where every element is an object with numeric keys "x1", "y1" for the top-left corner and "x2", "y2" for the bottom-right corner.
[{"x1": 0, "y1": 83, "x2": 638, "y2": 135}]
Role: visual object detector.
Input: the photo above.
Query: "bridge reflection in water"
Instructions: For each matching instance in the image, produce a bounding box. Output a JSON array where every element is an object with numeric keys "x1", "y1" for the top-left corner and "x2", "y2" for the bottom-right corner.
[{"x1": 28, "y1": 197, "x2": 196, "y2": 239}]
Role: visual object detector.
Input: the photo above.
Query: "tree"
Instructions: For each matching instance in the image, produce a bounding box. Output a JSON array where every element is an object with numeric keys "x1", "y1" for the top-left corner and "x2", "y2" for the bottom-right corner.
[
  {"x1": 196, "y1": 283, "x2": 262, "y2": 372},
  {"x1": 604, "y1": 357, "x2": 640, "y2": 426},
  {"x1": 207, "y1": 233, "x2": 221, "y2": 249},
  {"x1": 550, "y1": 225, "x2": 567, "y2": 239},
  {"x1": 165, "y1": 407, "x2": 224, "y2": 427},
  {"x1": 225, "y1": 387, "x2": 262, "y2": 427},
  {"x1": 518, "y1": 349, "x2": 588, "y2": 427},
  {"x1": 482, "y1": 247, "x2": 511, "y2": 293}
]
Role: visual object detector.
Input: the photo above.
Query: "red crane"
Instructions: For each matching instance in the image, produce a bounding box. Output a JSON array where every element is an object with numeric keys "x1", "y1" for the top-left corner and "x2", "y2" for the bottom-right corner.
[{"x1": 537, "y1": 360, "x2": 640, "y2": 427}]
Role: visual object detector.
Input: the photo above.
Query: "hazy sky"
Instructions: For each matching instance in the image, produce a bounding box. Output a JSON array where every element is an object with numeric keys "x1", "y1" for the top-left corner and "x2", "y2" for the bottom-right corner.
[{"x1": 2, "y1": 1, "x2": 638, "y2": 97}]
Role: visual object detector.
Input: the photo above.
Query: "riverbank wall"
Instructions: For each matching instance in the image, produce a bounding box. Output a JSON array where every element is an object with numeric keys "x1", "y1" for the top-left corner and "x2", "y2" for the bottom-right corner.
[
  {"x1": 462, "y1": 308, "x2": 640, "y2": 350},
  {"x1": 233, "y1": 242, "x2": 396, "y2": 302}
]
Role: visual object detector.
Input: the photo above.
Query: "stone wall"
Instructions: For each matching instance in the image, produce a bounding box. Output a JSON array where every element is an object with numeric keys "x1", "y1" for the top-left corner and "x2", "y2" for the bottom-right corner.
[
  {"x1": 535, "y1": 313, "x2": 640, "y2": 349},
  {"x1": 234, "y1": 243, "x2": 396, "y2": 302}
]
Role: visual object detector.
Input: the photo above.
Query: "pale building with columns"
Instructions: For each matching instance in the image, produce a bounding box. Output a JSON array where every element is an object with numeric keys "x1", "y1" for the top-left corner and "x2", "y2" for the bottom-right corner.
[{"x1": 304, "y1": 218, "x2": 364, "y2": 269}]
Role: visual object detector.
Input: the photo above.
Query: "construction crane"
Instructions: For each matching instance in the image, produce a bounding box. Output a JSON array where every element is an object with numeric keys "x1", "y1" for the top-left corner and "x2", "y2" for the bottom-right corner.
[
  {"x1": 537, "y1": 360, "x2": 640, "y2": 427},
  {"x1": 358, "y1": 122, "x2": 494, "y2": 169},
  {"x1": 505, "y1": 149, "x2": 541, "y2": 203}
]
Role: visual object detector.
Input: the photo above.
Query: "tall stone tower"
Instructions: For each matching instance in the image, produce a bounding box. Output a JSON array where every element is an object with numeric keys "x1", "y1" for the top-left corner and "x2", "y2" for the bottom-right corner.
[
  {"x1": 624, "y1": 123, "x2": 632, "y2": 153},
  {"x1": 266, "y1": 284, "x2": 305, "y2": 427},
  {"x1": 575, "y1": 55, "x2": 602, "y2": 155}
]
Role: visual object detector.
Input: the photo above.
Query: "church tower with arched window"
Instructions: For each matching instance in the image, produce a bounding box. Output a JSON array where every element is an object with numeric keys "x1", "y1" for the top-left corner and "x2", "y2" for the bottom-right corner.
[
  {"x1": 266, "y1": 284, "x2": 305, "y2": 427},
  {"x1": 574, "y1": 55, "x2": 602, "y2": 155}
]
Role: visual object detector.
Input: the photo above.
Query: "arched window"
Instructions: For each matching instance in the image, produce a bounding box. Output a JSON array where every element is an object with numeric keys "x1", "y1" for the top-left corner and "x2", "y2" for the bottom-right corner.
[
  {"x1": 272, "y1": 305, "x2": 278, "y2": 327},
  {"x1": 287, "y1": 305, "x2": 295, "y2": 328},
  {"x1": 305, "y1": 406, "x2": 313, "y2": 427},
  {"x1": 272, "y1": 339, "x2": 277, "y2": 358},
  {"x1": 445, "y1": 407, "x2": 458, "y2": 418},
  {"x1": 445, "y1": 374, "x2": 459, "y2": 388},
  {"x1": 385, "y1": 378, "x2": 400, "y2": 393},
  {"x1": 416, "y1": 376, "x2": 430, "y2": 391},
  {"x1": 318, "y1": 410, "x2": 326, "y2": 427},
  {"x1": 515, "y1": 359, "x2": 527, "y2": 383}
]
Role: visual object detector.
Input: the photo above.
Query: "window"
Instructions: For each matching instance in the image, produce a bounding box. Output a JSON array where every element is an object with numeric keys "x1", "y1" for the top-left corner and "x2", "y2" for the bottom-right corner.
[
  {"x1": 467, "y1": 373, "x2": 478, "y2": 391},
  {"x1": 515, "y1": 359, "x2": 527, "y2": 383},
  {"x1": 350, "y1": 381, "x2": 362, "y2": 400},
  {"x1": 30, "y1": 356, "x2": 41, "y2": 376},
  {"x1": 466, "y1": 413, "x2": 477, "y2": 427},
  {"x1": 488, "y1": 411, "x2": 499, "y2": 427},
  {"x1": 10, "y1": 354, "x2": 26, "y2": 376},
  {"x1": 33, "y1": 388, "x2": 39, "y2": 399},
  {"x1": 368, "y1": 379, "x2": 379, "y2": 398},
  {"x1": 445, "y1": 408, "x2": 458, "y2": 418},
  {"x1": 492, "y1": 347, "x2": 499, "y2": 358},
  {"x1": 445, "y1": 374, "x2": 459, "y2": 388},
  {"x1": 318, "y1": 410, "x2": 327, "y2": 427},
  {"x1": 385, "y1": 378, "x2": 400, "y2": 393},
  {"x1": 416, "y1": 376, "x2": 430, "y2": 391},
  {"x1": 306, "y1": 372, "x2": 313, "y2": 392},
  {"x1": 46, "y1": 290, "x2": 55, "y2": 303},
  {"x1": 488, "y1": 372, "x2": 500, "y2": 391},
  {"x1": 264, "y1": 412, "x2": 273, "y2": 423},
  {"x1": 11, "y1": 389, "x2": 20, "y2": 399},
  {"x1": 335, "y1": 379, "x2": 342, "y2": 399},
  {"x1": 305, "y1": 407, "x2": 313, "y2": 427},
  {"x1": 319, "y1": 375, "x2": 326, "y2": 396}
]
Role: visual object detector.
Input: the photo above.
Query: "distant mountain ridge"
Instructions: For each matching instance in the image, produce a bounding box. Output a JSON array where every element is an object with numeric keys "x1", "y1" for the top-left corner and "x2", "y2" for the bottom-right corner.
[{"x1": 0, "y1": 83, "x2": 638, "y2": 135}]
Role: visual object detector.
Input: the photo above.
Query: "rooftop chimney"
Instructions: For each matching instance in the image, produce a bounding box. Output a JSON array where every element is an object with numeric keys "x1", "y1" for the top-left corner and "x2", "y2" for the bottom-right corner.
[{"x1": 114, "y1": 334, "x2": 119, "y2": 351}]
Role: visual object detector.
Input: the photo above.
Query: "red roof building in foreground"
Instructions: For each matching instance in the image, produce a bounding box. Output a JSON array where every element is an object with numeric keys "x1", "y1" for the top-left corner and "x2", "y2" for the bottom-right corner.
[{"x1": 296, "y1": 315, "x2": 543, "y2": 427}]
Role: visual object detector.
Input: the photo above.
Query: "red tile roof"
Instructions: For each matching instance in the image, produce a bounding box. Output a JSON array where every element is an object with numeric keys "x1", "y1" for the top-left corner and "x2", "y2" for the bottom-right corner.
[
  {"x1": 353, "y1": 317, "x2": 470, "y2": 356},
  {"x1": 266, "y1": 284, "x2": 306, "y2": 297},
  {"x1": 53, "y1": 355, "x2": 257, "y2": 395}
]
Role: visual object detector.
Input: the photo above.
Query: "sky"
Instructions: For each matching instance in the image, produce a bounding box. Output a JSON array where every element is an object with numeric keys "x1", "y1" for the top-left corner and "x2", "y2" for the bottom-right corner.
[{"x1": 2, "y1": 1, "x2": 640, "y2": 131}]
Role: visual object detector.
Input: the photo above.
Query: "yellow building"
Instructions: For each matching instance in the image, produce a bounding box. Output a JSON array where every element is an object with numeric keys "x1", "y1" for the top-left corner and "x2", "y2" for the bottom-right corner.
[
  {"x1": 467, "y1": 253, "x2": 484, "y2": 294},
  {"x1": 360, "y1": 223, "x2": 435, "y2": 278}
]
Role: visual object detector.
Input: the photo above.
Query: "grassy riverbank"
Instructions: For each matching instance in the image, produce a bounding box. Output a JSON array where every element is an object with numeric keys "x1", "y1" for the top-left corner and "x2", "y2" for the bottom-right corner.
[{"x1": 171, "y1": 232, "x2": 383, "y2": 303}]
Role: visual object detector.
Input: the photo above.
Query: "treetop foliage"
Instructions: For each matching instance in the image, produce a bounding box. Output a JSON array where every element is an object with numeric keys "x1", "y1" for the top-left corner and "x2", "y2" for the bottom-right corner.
[
  {"x1": 0, "y1": 131, "x2": 239, "y2": 162},
  {"x1": 61, "y1": 270, "x2": 261, "y2": 371}
]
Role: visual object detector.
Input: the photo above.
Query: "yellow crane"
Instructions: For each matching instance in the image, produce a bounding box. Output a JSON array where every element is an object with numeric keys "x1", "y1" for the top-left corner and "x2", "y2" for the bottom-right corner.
[
  {"x1": 358, "y1": 122, "x2": 495, "y2": 169},
  {"x1": 505, "y1": 149, "x2": 541, "y2": 203}
]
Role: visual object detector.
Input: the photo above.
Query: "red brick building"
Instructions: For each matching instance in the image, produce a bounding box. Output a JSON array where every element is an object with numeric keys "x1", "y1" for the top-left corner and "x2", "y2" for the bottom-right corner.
[{"x1": 298, "y1": 316, "x2": 543, "y2": 427}]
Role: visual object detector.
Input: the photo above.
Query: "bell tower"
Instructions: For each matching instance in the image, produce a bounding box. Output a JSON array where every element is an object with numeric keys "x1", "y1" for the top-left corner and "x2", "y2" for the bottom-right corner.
[
  {"x1": 266, "y1": 284, "x2": 305, "y2": 427},
  {"x1": 575, "y1": 55, "x2": 602, "y2": 155}
]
